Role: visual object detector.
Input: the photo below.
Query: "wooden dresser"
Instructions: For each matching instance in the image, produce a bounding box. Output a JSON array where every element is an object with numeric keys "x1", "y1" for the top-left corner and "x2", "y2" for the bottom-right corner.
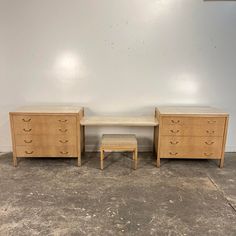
[
  {"x1": 9, "y1": 106, "x2": 84, "y2": 167},
  {"x1": 155, "y1": 106, "x2": 229, "y2": 168}
]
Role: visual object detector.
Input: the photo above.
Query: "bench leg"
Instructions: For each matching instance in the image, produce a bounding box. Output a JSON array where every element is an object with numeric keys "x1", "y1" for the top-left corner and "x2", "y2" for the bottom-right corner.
[{"x1": 100, "y1": 149, "x2": 104, "y2": 170}]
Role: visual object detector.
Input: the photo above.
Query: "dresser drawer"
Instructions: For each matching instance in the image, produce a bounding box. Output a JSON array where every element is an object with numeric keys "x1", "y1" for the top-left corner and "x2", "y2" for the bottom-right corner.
[
  {"x1": 160, "y1": 147, "x2": 222, "y2": 159},
  {"x1": 15, "y1": 146, "x2": 77, "y2": 157},
  {"x1": 15, "y1": 134, "x2": 76, "y2": 146},
  {"x1": 161, "y1": 125, "x2": 225, "y2": 137},
  {"x1": 160, "y1": 136, "x2": 223, "y2": 149},
  {"x1": 13, "y1": 122, "x2": 76, "y2": 135},
  {"x1": 13, "y1": 115, "x2": 76, "y2": 126},
  {"x1": 161, "y1": 116, "x2": 225, "y2": 127}
]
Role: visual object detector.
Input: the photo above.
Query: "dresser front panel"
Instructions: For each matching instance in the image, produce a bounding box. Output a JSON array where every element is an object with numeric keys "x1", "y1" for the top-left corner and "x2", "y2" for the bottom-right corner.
[
  {"x1": 15, "y1": 145, "x2": 77, "y2": 157},
  {"x1": 12, "y1": 114, "x2": 79, "y2": 158}
]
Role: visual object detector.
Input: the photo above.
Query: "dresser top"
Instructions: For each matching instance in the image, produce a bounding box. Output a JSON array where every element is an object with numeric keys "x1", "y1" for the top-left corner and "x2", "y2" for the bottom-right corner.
[
  {"x1": 10, "y1": 106, "x2": 83, "y2": 114},
  {"x1": 156, "y1": 106, "x2": 228, "y2": 116}
]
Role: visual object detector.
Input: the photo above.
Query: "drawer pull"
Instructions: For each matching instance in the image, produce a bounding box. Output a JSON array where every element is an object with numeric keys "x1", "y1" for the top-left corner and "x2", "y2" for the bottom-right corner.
[
  {"x1": 59, "y1": 140, "x2": 69, "y2": 143},
  {"x1": 204, "y1": 152, "x2": 213, "y2": 157},
  {"x1": 170, "y1": 141, "x2": 179, "y2": 145},
  {"x1": 171, "y1": 120, "x2": 180, "y2": 124},
  {"x1": 205, "y1": 141, "x2": 215, "y2": 145},
  {"x1": 170, "y1": 130, "x2": 180, "y2": 134},
  {"x1": 169, "y1": 152, "x2": 178, "y2": 156},
  {"x1": 59, "y1": 129, "x2": 68, "y2": 133},
  {"x1": 206, "y1": 130, "x2": 215, "y2": 135},
  {"x1": 60, "y1": 151, "x2": 69, "y2": 155},
  {"x1": 24, "y1": 140, "x2": 33, "y2": 144},
  {"x1": 25, "y1": 151, "x2": 34, "y2": 154},
  {"x1": 23, "y1": 128, "x2": 32, "y2": 132},
  {"x1": 22, "y1": 118, "x2": 31, "y2": 122},
  {"x1": 208, "y1": 120, "x2": 216, "y2": 124},
  {"x1": 58, "y1": 119, "x2": 68, "y2": 123}
]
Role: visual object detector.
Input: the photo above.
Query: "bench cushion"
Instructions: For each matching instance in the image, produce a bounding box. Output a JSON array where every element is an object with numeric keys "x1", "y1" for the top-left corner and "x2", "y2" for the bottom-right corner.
[{"x1": 101, "y1": 134, "x2": 137, "y2": 150}]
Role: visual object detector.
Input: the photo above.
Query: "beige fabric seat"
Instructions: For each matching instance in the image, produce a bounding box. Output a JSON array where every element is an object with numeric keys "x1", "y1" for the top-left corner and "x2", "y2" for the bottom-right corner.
[{"x1": 100, "y1": 134, "x2": 138, "y2": 170}]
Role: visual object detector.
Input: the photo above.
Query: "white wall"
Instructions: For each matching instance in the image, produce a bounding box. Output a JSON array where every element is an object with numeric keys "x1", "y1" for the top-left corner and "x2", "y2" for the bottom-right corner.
[{"x1": 0, "y1": 0, "x2": 236, "y2": 152}]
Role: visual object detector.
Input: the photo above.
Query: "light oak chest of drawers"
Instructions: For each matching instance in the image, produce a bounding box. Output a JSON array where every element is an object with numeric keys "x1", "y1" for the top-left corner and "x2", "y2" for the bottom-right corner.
[
  {"x1": 10, "y1": 106, "x2": 84, "y2": 166},
  {"x1": 155, "y1": 106, "x2": 229, "y2": 168}
]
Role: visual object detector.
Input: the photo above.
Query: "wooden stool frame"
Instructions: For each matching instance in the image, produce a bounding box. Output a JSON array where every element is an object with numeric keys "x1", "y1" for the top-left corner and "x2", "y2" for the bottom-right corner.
[{"x1": 100, "y1": 134, "x2": 138, "y2": 170}]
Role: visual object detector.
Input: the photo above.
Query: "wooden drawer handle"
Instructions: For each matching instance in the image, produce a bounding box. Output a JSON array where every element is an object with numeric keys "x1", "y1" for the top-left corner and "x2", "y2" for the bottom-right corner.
[
  {"x1": 206, "y1": 130, "x2": 215, "y2": 134},
  {"x1": 23, "y1": 128, "x2": 32, "y2": 132},
  {"x1": 205, "y1": 141, "x2": 215, "y2": 145},
  {"x1": 25, "y1": 151, "x2": 34, "y2": 154},
  {"x1": 208, "y1": 120, "x2": 216, "y2": 124},
  {"x1": 170, "y1": 141, "x2": 179, "y2": 145},
  {"x1": 22, "y1": 118, "x2": 31, "y2": 122},
  {"x1": 170, "y1": 130, "x2": 180, "y2": 134},
  {"x1": 169, "y1": 152, "x2": 178, "y2": 156},
  {"x1": 60, "y1": 151, "x2": 69, "y2": 155},
  {"x1": 204, "y1": 152, "x2": 213, "y2": 157},
  {"x1": 59, "y1": 140, "x2": 69, "y2": 143},
  {"x1": 171, "y1": 120, "x2": 180, "y2": 124},
  {"x1": 24, "y1": 140, "x2": 33, "y2": 144},
  {"x1": 58, "y1": 119, "x2": 68, "y2": 123},
  {"x1": 59, "y1": 129, "x2": 68, "y2": 133}
]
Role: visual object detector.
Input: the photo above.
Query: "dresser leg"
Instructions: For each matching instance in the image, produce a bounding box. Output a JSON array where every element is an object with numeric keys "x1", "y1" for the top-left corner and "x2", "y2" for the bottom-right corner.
[
  {"x1": 157, "y1": 156, "x2": 160, "y2": 168},
  {"x1": 133, "y1": 148, "x2": 138, "y2": 170},
  {"x1": 82, "y1": 126, "x2": 85, "y2": 153},
  {"x1": 153, "y1": 127, "x2": 156, "y2": 153},
  {"x1": 13, "y1": 155, "x2": 17, "y2": 167},
  {"x1": 219, "y1": 157, "x2": 224, "y2": 168},
  {"x1": 132, "y1": 151, "x2": 135, "y2": 169},
  {"x1": 78, "y1": 156, "x2": 81, "y2": 167},
  {"x1": 100, "y1": 149, "x2": 104, "y2": 170}
]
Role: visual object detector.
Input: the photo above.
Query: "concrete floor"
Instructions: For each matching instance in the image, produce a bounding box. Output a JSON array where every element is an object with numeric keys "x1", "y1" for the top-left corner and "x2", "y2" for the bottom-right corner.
[{"x1": 0, "y1": 152, "x2": 236, "y2": 236}]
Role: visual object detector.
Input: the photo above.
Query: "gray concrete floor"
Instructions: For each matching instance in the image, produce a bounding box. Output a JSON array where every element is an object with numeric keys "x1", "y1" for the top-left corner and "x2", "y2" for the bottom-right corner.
[{"x1": 0, "y1": 152, "x2": 236, "y2": 236}]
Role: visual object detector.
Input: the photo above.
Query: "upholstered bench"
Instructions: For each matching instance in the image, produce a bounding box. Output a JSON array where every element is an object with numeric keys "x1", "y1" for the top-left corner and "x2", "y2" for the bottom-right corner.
[{"x1": 100, "y1": 134, "x2": 138, "y2": 170}]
